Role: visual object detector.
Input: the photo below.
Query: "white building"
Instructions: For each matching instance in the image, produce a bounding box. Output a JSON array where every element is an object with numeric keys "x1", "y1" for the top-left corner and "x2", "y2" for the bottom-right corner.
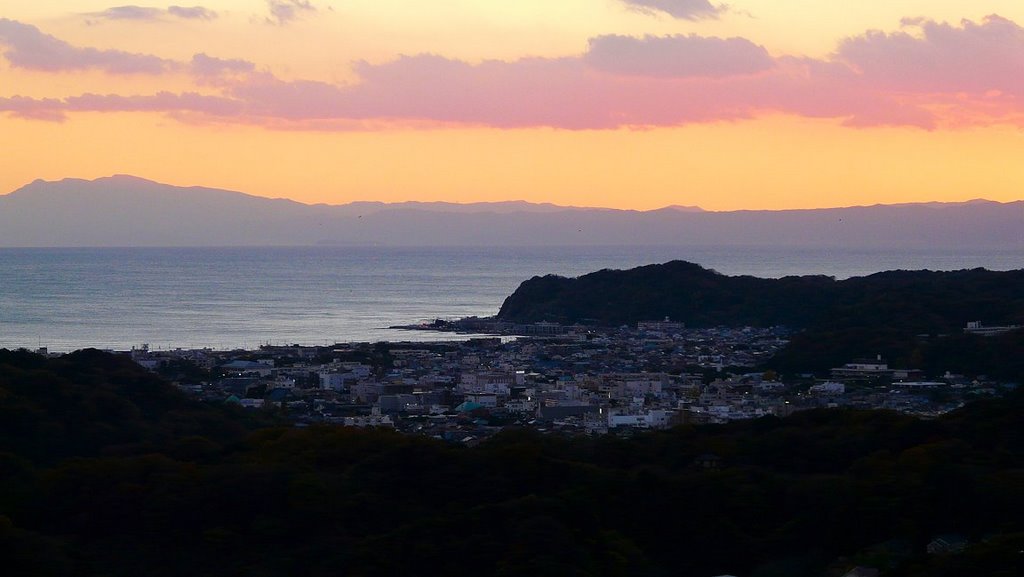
[{"x1": 606, "y1": 409, "x2": 674, "y2": 429}]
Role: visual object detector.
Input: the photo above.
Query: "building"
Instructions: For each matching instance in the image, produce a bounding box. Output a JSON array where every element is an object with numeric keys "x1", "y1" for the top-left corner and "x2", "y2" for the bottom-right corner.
[
  {"x1": 831, "y1": 356, "x2": 892, "y2": 381},
  {"x1": 607, "y1": 409, "x2": 674, "y2": 429},
  {"x1": 964, "y1": 321, "x2": 1022, "y2": 337}
]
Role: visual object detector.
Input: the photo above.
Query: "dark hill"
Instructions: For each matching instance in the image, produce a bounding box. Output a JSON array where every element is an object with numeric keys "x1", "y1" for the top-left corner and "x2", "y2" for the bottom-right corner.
[
  {"x1": 497, "y1": 261, "x2": 1024, "y2": 330},
  {"x1": 0, "y1": 348, "x2": 263, "y2": 464},
  {"x1": 497, "y1": 260, "x2": 838, "y2": 326}
]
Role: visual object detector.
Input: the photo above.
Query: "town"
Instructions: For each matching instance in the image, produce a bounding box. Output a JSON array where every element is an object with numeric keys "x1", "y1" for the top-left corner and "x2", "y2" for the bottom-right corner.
[{"x1": 113, "y1": 318, "x2": 1015, "y2": 443}]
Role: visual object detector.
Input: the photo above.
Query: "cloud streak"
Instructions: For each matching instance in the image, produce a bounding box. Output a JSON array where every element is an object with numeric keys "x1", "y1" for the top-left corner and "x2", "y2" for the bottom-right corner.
[
  {"x1": 168, "y1": 6, "x2": 218, "y2": 20},
  {"x1": 87, "y1": 6, "x2": 164, "y2": 21},
  {"x1": 0, "y1": 92, "x2": 242, "y2": 122},
  {"x1": 620, "y1": 0, "x2": 725, "y2": 20},
  {"x1": 85, "y1": 5, "x2": 218, "y2": 22}
]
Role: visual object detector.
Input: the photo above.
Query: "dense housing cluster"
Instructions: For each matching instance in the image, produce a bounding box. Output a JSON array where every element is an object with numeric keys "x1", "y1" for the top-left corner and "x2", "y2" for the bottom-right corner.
[{"x1": 121, "y1": 320, "x2": 1017, "y2": 443}]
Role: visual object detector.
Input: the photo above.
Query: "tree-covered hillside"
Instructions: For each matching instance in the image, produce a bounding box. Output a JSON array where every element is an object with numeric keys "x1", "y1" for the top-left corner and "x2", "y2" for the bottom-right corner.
[
  {"x1": 497, "y1": 262, "x2": 1024, "y2": 331},
  {"x1": 496, "y1": 262, "x2": 1024, "y2": 377}
]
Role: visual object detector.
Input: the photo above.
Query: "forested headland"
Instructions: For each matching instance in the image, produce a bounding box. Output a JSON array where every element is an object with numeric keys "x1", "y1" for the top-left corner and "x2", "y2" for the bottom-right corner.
[{"x1": 496, "y1": 262, "x2": 1024, "y2": 378}]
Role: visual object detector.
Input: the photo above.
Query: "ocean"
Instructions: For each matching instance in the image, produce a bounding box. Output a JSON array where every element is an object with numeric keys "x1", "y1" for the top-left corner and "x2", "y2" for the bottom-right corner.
[{"x1": 1, "y1": 245, "x2": 1022, "y2": 352}]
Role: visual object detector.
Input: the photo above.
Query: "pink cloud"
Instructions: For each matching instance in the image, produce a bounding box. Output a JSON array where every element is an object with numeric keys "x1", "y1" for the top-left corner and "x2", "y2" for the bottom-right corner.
[
  {"x1": 83, "y1": 5, "x2": 218, "y2": 22},
  {"x1": 0, "y1": 18, "x2": 173, "y2": 73},
  {"x1": 2, "y1": 15, "x2": 1023, "y2": 130},
  {"x1": 64, "y1": 92, "x2": 243, "y2": 115},
  {"x1": 265, "y1": 0, "x2": 317, "y2": 26},
  {"x1": 223, "y1": 56, "x2": 644, "y2": 128},
  {"x1": 190, "y1": 53, "x2": 256, "y2": 80},
  {"x1": 86, "y1": 6, "x2": 164, "y2": 21},
  {"x1": 339, "y1": 56, "x2": 618, "y2": 128},
  {"x1": 584, "y1": 34, "x2": 774, "y2": 78},
  {"x1": 731, "y1": 57, "x2": 937, "y2": 129},
  {"x1": 255, "y1": 53, "x2": 924, "y2": 129},
  {"x1": 837, "y1": 14, "x2": 1024, "y2": 96},
  {"x1": 0, "y1": 95, "x2": 69, "y2": 121},
  {"x1": 0, "y1": 92, "x2": 242, "y2": 120},
  {"x1": 168, "y1": 6, "x2": 218, "y2": 20},
  {"x1": 227, "y1": 72, "x2": 350, "y2": 119}
]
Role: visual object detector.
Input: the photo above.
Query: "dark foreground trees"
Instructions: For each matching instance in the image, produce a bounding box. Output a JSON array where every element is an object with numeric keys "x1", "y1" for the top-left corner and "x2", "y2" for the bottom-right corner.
[{"x1": 1, "y1": 349, "x2": 1022, "y2": 576}]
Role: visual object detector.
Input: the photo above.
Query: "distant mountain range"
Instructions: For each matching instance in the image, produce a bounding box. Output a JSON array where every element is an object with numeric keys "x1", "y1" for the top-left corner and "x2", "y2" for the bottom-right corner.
[{"x1": 0, "y1": 175, "x2": 1021, "y2": 247}]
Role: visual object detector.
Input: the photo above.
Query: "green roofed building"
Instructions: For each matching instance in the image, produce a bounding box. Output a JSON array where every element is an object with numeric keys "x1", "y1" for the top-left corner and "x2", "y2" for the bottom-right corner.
[{"x1": 455, "y1": 401, "x2": 484, "y2": 413}]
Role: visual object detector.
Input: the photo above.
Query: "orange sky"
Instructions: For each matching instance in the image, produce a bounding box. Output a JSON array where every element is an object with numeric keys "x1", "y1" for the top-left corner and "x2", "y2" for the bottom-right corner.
[{"x1": 2, "y1": 1, "x2": 1024, "y2": 210}]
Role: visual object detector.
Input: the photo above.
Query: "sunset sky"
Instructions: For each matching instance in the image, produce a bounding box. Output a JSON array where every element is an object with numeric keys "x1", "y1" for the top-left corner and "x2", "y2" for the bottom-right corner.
[{"x1": 2, "y1": 1, "x2": 1024, "y2": 210}]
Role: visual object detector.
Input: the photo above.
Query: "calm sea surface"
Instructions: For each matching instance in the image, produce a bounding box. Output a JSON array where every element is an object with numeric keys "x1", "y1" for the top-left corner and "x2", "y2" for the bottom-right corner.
[{"x1": 1, "y1": 245, "x2": 1022, "y2": 352}]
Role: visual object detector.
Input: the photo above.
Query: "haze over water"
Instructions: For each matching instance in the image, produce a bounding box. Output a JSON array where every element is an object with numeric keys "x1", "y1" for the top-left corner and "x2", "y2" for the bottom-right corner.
[{"x1": 2, "y1": 245, "x2": 1022, "y2": 352}]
